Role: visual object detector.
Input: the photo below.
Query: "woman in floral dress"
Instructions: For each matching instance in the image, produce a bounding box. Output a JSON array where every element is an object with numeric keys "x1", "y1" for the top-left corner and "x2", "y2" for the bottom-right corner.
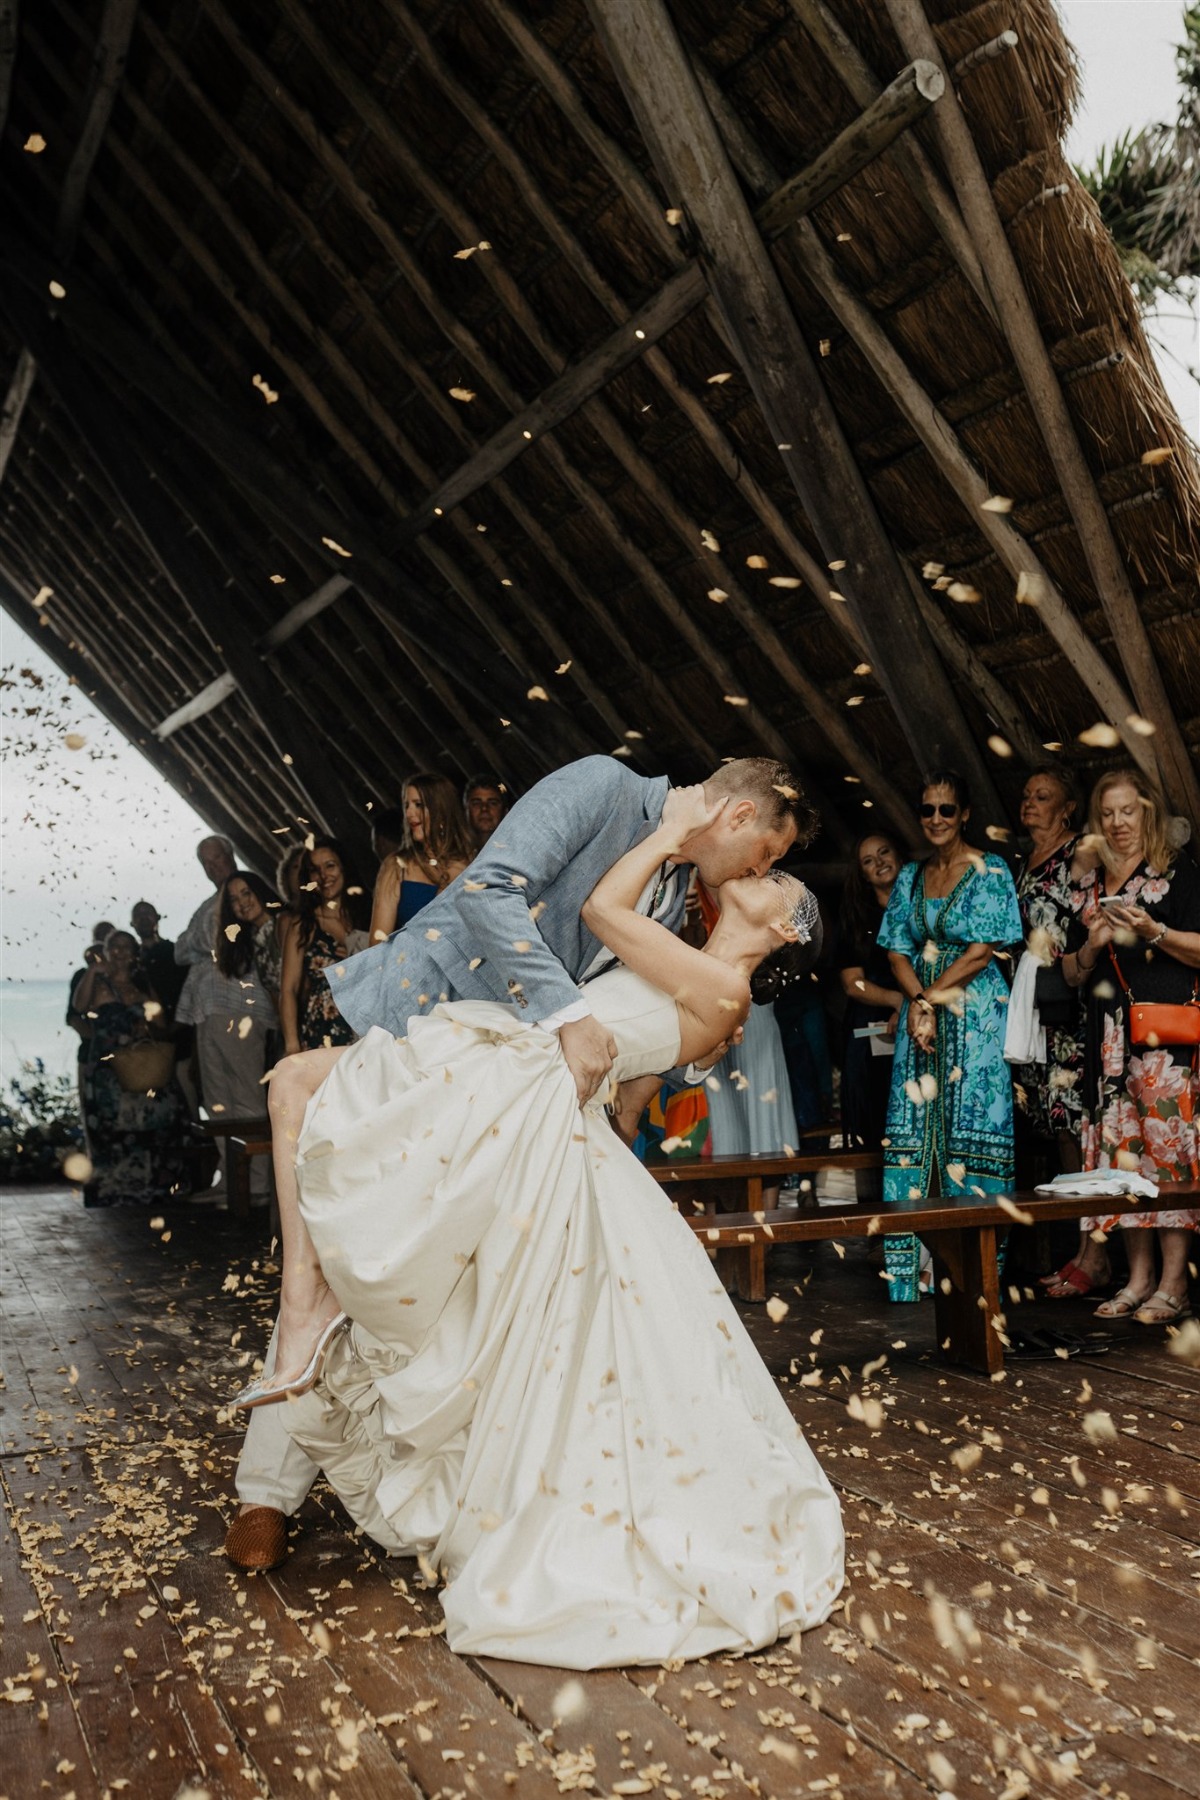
[
  {"x1": 879, "y1": 772, "x2": 1023, "y2": 1302},
  {"x1": 280, "y1": 839, "x2": 372, "y2": 1056},
  {"x1": 1062, "y1": 769, "x2": 1200, "y2": 1325},
  {"x1": 73, "y1": 930, "x2": 187, "y2": 1206}
]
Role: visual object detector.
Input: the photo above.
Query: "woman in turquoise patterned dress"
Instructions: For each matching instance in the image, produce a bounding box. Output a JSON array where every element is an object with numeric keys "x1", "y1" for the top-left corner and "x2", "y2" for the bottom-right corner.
[{"x1": 879, "y1": 773, "x2": 1023, "y2": 1301}]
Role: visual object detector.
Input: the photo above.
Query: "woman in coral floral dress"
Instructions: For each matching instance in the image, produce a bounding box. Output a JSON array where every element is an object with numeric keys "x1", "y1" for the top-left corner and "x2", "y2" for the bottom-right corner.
[{"x1": 1062, "y1": 769, "x2": 1200, "y2": 1325}]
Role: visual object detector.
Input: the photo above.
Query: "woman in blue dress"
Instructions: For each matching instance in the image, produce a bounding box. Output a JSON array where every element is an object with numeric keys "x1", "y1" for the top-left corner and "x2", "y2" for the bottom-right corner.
[
  {"x1": 368, "y1": 772, "x2": 476, "y2": 941},
  {"x1": 879, "y1": 772, "x2": 1023, "y2": 1301}
]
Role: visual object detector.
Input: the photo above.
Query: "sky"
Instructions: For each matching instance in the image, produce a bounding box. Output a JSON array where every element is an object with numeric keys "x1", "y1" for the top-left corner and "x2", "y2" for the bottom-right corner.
[{"x1": 1, "y1": 0, "x2": 1196, "y2": 990}]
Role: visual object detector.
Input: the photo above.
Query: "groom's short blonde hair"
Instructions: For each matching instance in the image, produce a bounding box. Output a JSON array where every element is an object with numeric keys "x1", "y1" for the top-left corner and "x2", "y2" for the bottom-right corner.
[{"x1": 706, "y1": 758, "x2": 819, "y2": 846}]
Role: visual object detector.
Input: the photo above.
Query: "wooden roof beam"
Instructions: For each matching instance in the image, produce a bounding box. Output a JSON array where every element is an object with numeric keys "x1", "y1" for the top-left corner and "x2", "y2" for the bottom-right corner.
[
  {"x1": 691, "y1": 56, "x2": 1158, "y2": 785},
  {"x1": 134, "y1": 12, "x2": 656, "y2": 772},
  {"x1": 584, "y1": 0, "x2": 1007, "y2": 834},
  {"x1": 884, "y1": 0, "x2": 1200, "y2": 828},
  {"x1": 3, "y1": 293, "x2": 362, "y2": 844},
  {"x1": 1, "y1": 0, "x2": 136, "y2": 490},
  {"x1": 785, "y1": 0, "x2": 996, "y2": 322},
  {"x1": 192, "y1": 0, "x2": 816, "y2": 772},
  {"x1": 787, "y1": 221, "x2": 1157, "y2": 780},
  {"x1": 0, "y1": 549, "x2": 275, "y2": 866},
  {"x1": 754, "y1": 59, "x2": 944, "y2": 240},
  {"x1": 6, "y1": 451, "x2": 308, "y2": 833},
  {"x1": 0, "y1": 233, "x2": 566, "y2": 773},
  {"x1": 397, "y1": 263, "x2": 706, "y2": 540},
  {"x1": 29, "y1": 6, "x2": 594, "y2": 774},
  {"x1": 274, "y1": 2, "x2": 907, "y2": 828},
  {"x1": 479, "y1": 0, "x2": 869, "y2": 655}
]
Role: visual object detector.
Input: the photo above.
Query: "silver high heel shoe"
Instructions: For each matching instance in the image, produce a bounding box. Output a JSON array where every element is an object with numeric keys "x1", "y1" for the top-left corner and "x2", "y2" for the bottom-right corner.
[{"x1": 233, "y1": 1311, "x2": 350, "y2": 1409}]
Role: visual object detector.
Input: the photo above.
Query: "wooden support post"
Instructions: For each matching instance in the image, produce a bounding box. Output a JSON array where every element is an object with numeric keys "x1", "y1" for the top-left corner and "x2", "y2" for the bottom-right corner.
[
  {"x1": 755, "y1": 60, "x2": 944, "y2": 239},
  {"x1": 585, "y1": 0, "x2": 1007, "y2": 829},
  {"x1": 885, "y1": 0, "x2": 1200, "y2": 830}
]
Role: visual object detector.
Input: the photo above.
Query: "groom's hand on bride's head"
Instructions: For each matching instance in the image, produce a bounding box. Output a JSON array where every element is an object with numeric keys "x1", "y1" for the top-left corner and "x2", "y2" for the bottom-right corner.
[{"x1": 559, "y1": 1013, "x2": 618, "y2": 1106}]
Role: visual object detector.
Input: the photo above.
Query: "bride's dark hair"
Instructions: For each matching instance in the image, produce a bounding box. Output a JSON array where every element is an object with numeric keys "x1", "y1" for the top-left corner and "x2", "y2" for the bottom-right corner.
[{"x1": 750, "y1": 881, "x2": 822, "y2": 1004}]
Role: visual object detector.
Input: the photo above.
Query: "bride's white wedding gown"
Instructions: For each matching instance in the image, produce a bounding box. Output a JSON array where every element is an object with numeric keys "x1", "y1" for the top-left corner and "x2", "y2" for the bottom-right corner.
[{"x1": 284, "y1": 967, "x2": 844, "y2": 1668}]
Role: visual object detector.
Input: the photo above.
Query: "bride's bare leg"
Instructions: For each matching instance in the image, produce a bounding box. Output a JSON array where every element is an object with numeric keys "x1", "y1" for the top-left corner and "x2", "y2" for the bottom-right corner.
[{"x1": 268, "y1": 1045, "x2": 347, "y2": 1380}]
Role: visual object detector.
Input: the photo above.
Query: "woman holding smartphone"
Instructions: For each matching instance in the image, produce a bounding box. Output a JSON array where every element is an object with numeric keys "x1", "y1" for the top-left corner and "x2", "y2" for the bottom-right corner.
[{"x1": 1062, "y1": 768, "x2": 1200, "y2": 1323}]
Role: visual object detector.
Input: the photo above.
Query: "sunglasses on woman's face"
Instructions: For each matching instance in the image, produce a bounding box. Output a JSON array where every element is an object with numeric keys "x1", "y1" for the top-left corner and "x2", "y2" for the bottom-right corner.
[{"x1": 919, "y1": 802, "x2": 959, "y2": 819}]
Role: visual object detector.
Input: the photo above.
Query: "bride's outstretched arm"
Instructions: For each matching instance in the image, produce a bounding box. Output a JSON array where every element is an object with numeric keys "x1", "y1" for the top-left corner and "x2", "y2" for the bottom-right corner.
[{"x1": 582, "y1": 787, "x2": 744, "y2": 1018}]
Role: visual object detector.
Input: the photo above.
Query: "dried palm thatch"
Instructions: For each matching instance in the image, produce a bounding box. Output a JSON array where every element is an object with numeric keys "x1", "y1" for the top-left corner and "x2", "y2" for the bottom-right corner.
[{"x1": 0, "y1": 0, "x2": 1196, "y2": 870}]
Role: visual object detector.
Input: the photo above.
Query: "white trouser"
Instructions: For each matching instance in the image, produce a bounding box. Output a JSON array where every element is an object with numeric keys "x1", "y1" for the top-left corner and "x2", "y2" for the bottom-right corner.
[{"x1": 234, "y1": 1318, "x2": 321, "y2": 1511}]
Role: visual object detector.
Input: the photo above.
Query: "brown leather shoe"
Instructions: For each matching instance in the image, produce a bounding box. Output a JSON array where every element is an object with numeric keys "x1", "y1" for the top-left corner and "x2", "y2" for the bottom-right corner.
[{"x1": 224, "y1": 1506, "x2": 289, "y2": 1571}]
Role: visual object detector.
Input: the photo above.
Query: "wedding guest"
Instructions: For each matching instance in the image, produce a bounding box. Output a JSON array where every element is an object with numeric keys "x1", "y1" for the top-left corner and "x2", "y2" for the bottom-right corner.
[
  {"x1": 880, "y1": 772, "x2": 1022, "y2": 1301},
  {"x1": 130, "y1": 899, "x2": 185, "y2": 1020},
  {"x1": 464, "y1": 772, "x2": 510, "y2": 847},
  {"x1": 1062, "y1": 768, "x2": 1200, "y2": 1325},
  {"x1": 369, "y1": 805, "x2": 406, "y2": 865},
  {"x1": 218, "y1": 873, "x2": 287, "y2": 1013},
  {"x1": 1002, "y1": 770, "x2": 1094, "y2": 1297},
  {"x1": 176, "y1": 835, "x2": 276, "y2": 1204},
  {"x1": 67, "y1": 920, "x2": 116, "y2": 1047},
  {"x1": 275, "y1": 844, "x2": 306, "y2": 913},
  {"x1": 280, "y1": 838, "x2": 371, "y2": 1055},
  {"x1": 835, "y1": 836, "x2": 904, "y2": 1172},
  {"x1": 369, "y1": 774, "x2": 474, "y2": 943},
  {"x1": 67, "y1": 922, "x2": 116, "y2": 1155},
  {"x1": 695, "y1": 876, "x2": 801, "y2": 1206},
  {"x1": 72, "y1": 929, "x2": 186, "y2": 1207}
]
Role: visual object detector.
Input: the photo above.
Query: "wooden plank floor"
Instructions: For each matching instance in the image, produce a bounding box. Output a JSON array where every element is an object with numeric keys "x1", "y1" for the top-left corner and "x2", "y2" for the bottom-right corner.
[{"x1": 3, "y1": 1187, "x2": 1199, "y2": 1800}]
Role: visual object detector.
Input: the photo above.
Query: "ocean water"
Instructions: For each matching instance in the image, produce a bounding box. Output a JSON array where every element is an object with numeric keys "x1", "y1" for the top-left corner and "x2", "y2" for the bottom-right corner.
[{"x1": 1, "y1": 979, "x2": 77, "y2": 1093}]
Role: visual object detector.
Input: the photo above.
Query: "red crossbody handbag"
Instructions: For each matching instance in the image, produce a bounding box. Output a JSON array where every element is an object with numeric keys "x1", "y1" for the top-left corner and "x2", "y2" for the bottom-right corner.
[{"x1": 1109, "y1": 948, "x2": 1200, "y2": 1055}]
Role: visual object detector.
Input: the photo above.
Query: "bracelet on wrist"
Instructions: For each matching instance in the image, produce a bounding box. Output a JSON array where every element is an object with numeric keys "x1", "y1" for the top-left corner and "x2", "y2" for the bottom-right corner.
[{"x1": 1150, "y1": 923, "x2": 1168, "y2": 947}]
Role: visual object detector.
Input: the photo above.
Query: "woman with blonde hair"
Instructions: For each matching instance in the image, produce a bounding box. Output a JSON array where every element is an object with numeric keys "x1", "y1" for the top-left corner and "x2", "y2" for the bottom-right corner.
[
  {"x1": 369, "y1": 772, "x2": 475, "y2": 942},
  {"x1": 1062, "y1": 768, "x2": 1200, "y2": 1324}
]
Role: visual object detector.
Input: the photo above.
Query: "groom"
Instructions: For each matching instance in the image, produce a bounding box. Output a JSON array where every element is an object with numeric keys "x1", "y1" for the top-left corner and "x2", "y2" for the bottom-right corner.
[{"x1": 224, "y1": 752, "x2": 813, "y2": 1570}]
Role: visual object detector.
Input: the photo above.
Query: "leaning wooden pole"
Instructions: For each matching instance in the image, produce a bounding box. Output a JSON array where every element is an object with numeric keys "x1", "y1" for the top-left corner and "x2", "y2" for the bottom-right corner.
[
  {"x1": 884, "y1": 0, "x2": 1200, "y2": 829},
  {"x1": 584, "y1": 0, "x2": 1007, "y2": 831}
]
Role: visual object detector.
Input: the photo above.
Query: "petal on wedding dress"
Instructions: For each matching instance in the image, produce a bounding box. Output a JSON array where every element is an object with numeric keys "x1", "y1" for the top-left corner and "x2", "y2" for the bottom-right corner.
[{"x1": 285, "y1": 972, "x2": 843, "y2": 1668}]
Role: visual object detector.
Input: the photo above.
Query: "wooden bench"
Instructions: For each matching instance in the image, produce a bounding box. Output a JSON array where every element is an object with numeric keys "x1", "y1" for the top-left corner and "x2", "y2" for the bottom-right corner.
[
  {"x1": 670, "y1": 1185, "x2": 1155, "y2": 1374},
  {"x1": 200, "y1": 1117, "x2": 271, "y2": 1222}
]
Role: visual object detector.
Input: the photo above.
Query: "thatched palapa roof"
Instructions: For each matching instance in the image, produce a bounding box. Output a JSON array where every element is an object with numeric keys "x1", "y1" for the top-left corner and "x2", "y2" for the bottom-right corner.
[{"x1": 1, "y1": 0, "x2": 1197, "y2": 871}]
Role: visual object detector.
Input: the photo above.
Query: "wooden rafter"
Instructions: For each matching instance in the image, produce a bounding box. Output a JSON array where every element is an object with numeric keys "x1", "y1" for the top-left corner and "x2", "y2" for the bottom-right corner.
[
  {"x1": 884, "y1": 0, "x2": 1200, "y2": 828},
  {"x1": 584, "y1": 0, "x2": 1007, "y2": 832},
  {"x1": 231, "y1": 0, "x2": 915, "y2": 829}
]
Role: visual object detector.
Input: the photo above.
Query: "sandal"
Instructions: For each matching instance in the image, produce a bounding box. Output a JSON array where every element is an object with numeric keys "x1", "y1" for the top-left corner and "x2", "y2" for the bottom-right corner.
[
  {"x1": 1044, "y1": 1262, "x2": 1108, "y2": 1300},
  {"x1": 1094, "y1": 1285, "x2": 1151, "y2": 1319},
  {"x1": 1133, "y1": 1290, "x2": 1194, "y2": 1326},
  {"x1": 1039, "y1": 1259, "x2": 1083, "y2": 1290}
]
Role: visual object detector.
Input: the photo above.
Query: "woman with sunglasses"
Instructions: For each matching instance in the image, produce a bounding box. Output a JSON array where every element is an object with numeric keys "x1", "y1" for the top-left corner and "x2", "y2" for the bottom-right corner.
[{"x1": 878, "y1": 772, "x2": 1023, "y2": 1301}]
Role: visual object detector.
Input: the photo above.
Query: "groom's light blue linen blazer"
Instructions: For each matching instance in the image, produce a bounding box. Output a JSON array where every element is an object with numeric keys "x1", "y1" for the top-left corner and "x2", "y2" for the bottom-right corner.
[{"x1": 330, "y1": 756, "x2": 686, "y2": 1038}]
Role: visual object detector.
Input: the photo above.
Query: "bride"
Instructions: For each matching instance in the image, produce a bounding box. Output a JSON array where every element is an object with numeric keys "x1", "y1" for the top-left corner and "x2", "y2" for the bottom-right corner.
[{"x1": 239, "y1": 786, "x2": 844, "y2": 1668}]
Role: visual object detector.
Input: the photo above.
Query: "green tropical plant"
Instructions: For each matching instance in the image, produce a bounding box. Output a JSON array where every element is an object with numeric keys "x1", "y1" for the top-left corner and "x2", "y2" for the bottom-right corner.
[
  {"x1": 0, "y1": 1059, "x2": 84, "y2": 1183},
  {"x1": 1077, "y1": 5, "x2": 1200, "y2": 305}
]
